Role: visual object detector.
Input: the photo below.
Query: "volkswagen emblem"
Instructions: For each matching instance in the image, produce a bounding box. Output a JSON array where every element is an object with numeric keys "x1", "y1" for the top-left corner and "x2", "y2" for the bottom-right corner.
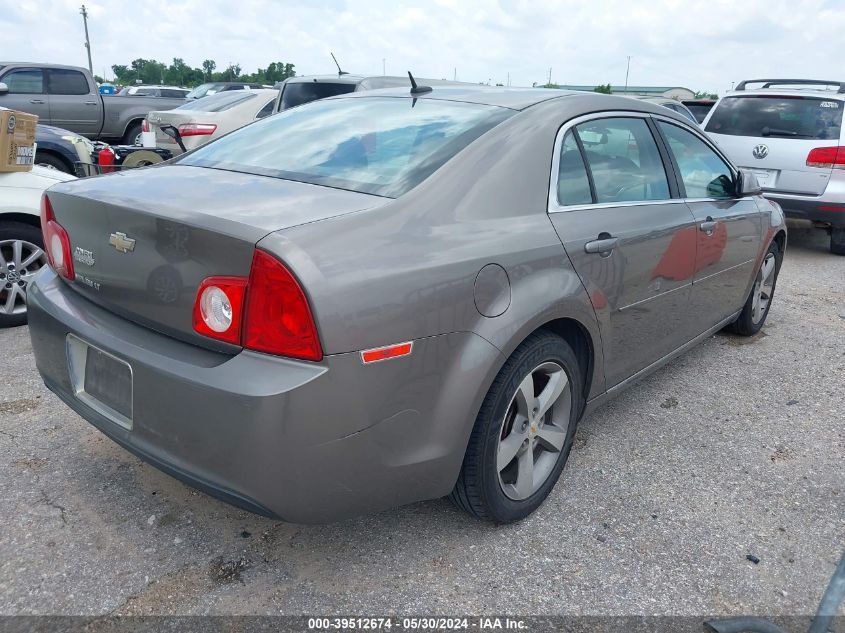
[{"x1": 752, "y1": 144, "x2": 769, "y2": 159}]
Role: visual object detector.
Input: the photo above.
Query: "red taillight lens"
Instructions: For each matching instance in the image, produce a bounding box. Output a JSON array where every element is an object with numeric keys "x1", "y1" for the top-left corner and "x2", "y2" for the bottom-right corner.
[
  {"x1": 141, "y1": 119, "x2": 150, "y2": 133},
  {"x1": 244, "y1": 250, "x2": 322, "y2": 361},
  {"x1": 192, "y1": 277, "x2": 247, "y2": 345},
  {"x1": 40, "y1": 195, "x2": 74, "y2": 280},
  {"x1": 191, "y1": 251, "x2": 322, "y2": 361},
  {"x1": 178, "y1": 123, "x2": 217, "y2": 137},
  {"x1": 807, "y1": 146, "x2": 845, "y2": 169}
]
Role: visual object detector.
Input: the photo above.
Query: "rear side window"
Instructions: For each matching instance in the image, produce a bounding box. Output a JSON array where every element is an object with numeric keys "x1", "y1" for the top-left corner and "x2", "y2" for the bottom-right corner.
[
  {"x1": 706, "y1": 96, "x2": 843, "y2": 140},
  {"x1": 255, "y1": 99, "x2": 275, "y2": 119},
  {"x1": 2, "y1": 69, "x2": 43, "y2": 94},
  {"x1": 280, "y1": 82, "x2": 357, "y2": 110},
  {"x1": 176, "y1": 91, "x2": 256, "y2": 112},
  {"x1": 180, "y1": 96, "x2": 513, "y2": 198},
  {"x1": 658, "y1": 122, "x2": 734, "y2": 199},
  {"x1": 575, "y1": 117, "x2": 670, "y2": 203},
  {"x1": 160, "y1": 89, "x2": 187, "y2": 98},
  {"x1": 556, "y1": 131, "x2": 592, "y2": 206},
  {"x1": 48, "y1": 69, "x2": 89, "y2": 95}
]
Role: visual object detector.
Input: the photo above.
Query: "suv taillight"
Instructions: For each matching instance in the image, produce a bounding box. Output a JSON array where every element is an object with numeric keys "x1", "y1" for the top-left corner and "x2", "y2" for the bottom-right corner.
[
  {"x1": 141, "y1": 119, "x2": 150, "y2": 133},
  {"x1": 806, "y1": 146, "x2": 845, "y2": 169},
  {"x1": 39, "y1": 195, "x2": 74, "y2": 281},
  {"x1": 192, "y1": 250, "x2": 322, "y2": 361}
]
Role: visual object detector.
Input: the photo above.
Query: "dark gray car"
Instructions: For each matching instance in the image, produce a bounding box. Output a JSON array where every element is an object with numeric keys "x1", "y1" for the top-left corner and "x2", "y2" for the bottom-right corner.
[{"x1": 27, "y1": 86, "x2": 786, "y2": 523}]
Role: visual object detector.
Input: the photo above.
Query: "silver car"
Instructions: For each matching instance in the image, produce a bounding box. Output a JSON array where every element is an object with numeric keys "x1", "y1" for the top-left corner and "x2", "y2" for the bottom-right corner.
[
  {"x1": 703, "y1": 79, "x2": 845, "y2": 254},
  {"x1": 28, "y1": 86, "x2": 785, "y2": 523}
]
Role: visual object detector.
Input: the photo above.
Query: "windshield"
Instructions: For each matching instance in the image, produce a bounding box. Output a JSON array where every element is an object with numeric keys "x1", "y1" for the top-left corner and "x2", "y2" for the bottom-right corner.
[
  {"x1": 179, "y1": 96, "x2": 513, "y2": 197},
  {"x1": 280, "y1": 82, "x2": 357, "y2": 110},
  {"x1": 176, "y1": 91, "x2": 257, "y2": 112},
  {"x1": 185, "y1": 83, "x2": 222, "y2": 99},
  {"x1": 705, "y1": 96, "x2": 843, "y2": 139}
]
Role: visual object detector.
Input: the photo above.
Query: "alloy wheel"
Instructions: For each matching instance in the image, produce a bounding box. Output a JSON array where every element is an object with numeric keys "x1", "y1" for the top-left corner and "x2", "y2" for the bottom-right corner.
[
  {"x1": 751, "y1": 252, "x2": 776, "y2": 324},
  {"x1": 497, "y1": 361, "x2": 572, "y2": 500},
  {"x1": 0, "y1": 239, "x2": 47, "y2": 316}
]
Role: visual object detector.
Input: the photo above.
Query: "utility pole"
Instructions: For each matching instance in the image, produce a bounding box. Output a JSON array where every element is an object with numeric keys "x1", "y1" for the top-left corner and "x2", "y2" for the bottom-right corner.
[
  {"x1": 382, "y1": 58, "x2": 386, "y2": 75},
  {"x1": 548, "y1": 67, "x2": 552, "y2": 85},
  {"x1": 80, "y1": 5, "x2": 93, "y2": 75},
  {"x1": 624, "y1": 55, "x2": 631, "y2": 93},
  {"x1": 453, "y1": 68, "x2": 457, "y2": 81}
]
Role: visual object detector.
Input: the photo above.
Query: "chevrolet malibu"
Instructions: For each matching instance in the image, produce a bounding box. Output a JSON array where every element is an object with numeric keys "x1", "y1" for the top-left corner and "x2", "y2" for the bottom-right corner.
[{"x1": 28, "y1": 86, "x2": 786, "y2": 523}]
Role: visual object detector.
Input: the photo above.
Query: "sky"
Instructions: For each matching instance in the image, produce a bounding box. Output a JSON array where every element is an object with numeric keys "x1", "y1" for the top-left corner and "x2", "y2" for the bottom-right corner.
[{"x1": 3, "y1": 0, "x2": 845, "y2": 94}]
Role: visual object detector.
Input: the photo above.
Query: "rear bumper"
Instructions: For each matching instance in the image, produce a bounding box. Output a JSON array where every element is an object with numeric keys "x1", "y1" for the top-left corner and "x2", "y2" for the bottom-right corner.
[
  {"x1": 764, "y1": 182, "x2": 845, "y2": 228},
  {"x1": 27, "y1": 269, "x2": 502, "y2": 523}
]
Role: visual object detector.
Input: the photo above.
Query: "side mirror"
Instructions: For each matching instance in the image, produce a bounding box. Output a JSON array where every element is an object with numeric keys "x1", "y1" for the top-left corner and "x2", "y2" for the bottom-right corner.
[
  {"x1": 0, "y1": 82, "x2": 8, "y2": 95},
  {"x1": 736, "y1": 168, "x2": 762, "y2": 197}
]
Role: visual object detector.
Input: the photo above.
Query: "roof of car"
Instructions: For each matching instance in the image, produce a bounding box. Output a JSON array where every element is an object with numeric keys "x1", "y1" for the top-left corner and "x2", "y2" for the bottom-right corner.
[{"x1": 326, "y1": 85, "x2": 690, "y2": 114}]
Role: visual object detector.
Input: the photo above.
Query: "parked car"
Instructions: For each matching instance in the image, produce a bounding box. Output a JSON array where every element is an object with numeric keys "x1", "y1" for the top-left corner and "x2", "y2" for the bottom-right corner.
[
  {"x1": 35, "y1": 124, "x2": 94, "y2": 174},
  {"x1": 682, "y1": 99, "x2": 716, "y2": 123},
  {"x1": 118, "y1": 85, "x2": 190, "y2": 98},
  {"x1": 0, "y1": 166, "x2": 75, "y2": 326},
  {"x1": 273, "y1": 74, "x2": 471, "y2": 112},
  {"x1": 632, "y1": 96, "x2": 698, "y2": 124},
  {"x1": 703, "y1": 78, "x2": 845, "y2": 254},
  {"x1": 27, "y1": 87, "x2": 785, "y2": 523},
  {"x1": 0, "y1": 63, "x2": 186, "y2": 145},
  {"x1": 146, "y1": 89, "x2": 278, "y2": 156},
  {"x1": 184, "y1": 82, "x2": 267, "y2": 99}
]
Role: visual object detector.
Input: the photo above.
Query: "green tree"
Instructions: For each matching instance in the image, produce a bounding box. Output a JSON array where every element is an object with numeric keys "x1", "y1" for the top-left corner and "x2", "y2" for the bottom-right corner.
[
  {"x1": 110, "y1": 64, "x2": 131, "y2": 84},
  {"x1": 202, "y1": 59, "x2": 216, "y2": 81},
  {"x1": 593, "y1": 83, "x2": 612, "y2": 94},
  {"x1": 542, "y1": 82, "x2": 560, "y2": 89},
  {"x1": 694, "y1": 90, "x2": 718, "y2": 100}
]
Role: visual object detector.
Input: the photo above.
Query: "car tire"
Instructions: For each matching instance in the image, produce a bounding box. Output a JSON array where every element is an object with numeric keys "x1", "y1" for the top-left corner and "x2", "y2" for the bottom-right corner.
[
  {"x1": 449, "y1": 330, "x2": 583, "y2": 523},
  {"x1": 35, "y1": 152, "x2": 72, "y2": 174},
  {"x1": 725, "y1": 240, "x2": 782, "y2": 337},
  {"x1": 831, "y1": 228, "x2": 845, "y2": 256},
  {"x1": 123, "y1": 122, "x2": 143, "y2": 146},
  {"x1": 0, "y1": 221, "x2": 47, "y2": 328}
]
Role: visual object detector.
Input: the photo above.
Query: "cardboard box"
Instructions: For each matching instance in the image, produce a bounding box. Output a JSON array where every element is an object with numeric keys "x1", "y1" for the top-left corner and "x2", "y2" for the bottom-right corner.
[{"x1": 0, "y1": 109, "x2": 38, "y2": 172}]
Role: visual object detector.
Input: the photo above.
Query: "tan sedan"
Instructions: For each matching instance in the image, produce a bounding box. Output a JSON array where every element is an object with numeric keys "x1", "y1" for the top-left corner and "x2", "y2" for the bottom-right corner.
[{"x1": 145, "y1": 89, "x2": 278, "y2": 155}]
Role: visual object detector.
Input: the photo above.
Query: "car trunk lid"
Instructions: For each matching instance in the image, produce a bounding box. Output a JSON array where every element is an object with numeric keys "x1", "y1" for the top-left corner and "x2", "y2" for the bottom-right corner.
[
  {"x1": 705, "y1": 94, "x2": 844, "y2": 195},
  {"x1": 45, "y1": 164, "x2": 387, "y2": 351}
]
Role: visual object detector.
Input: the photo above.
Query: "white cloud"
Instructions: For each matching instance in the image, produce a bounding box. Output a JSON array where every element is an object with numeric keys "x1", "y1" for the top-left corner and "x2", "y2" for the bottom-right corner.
[{"x1": 1, "y1": 0, "x2": 843, "y2": 93}]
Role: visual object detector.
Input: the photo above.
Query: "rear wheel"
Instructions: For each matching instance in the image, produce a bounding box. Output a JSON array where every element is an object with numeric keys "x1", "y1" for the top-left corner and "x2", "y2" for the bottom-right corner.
[
  {"x1": 0, "y1": 222, "x2": 47, "y2": 328},
  {"x1": 123, "y1": 122, "x2": 143, "y2": 146},
  {"x1": 725, "y1": 240, "x2": 781, "y2": 336},
  {"x1": 831, "y1": 227, "x2": 845, "y2": 256},
  {"x1": 449, "y1": 331, "x2": 583, "y2": 523}
]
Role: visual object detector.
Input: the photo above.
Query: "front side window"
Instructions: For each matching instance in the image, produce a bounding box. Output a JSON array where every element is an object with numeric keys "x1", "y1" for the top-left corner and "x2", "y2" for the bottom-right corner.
[
  {"x1": 48, "y1": 69, "x2": 89, "y2": 95},
  {"x1": 575, "y1": 117, "x2": 670, "y2": 203},
  {"x1": 179, "y1": 96, "x2": 513, "y2": 198},
  {"x1": 2, "y1": 69, "x2": 43, "y2": 94},
  {"x1": 556, "y1": 131, "x2": 592, "y2": 206},
  {"x1": 658, "y1": 121, "x2": 734, "y2": 198}
]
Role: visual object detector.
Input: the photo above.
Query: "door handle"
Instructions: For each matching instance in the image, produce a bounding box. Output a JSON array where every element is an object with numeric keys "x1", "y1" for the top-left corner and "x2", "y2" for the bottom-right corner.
[
  {"x1": 29, "y1": 99, "x2": 45, "y2": 104},
  {"x1": 585, "y1": 234, "x2": 619, "y2": 255},
  {"x1": 84, "y1": 100, "x2": 98, "y2": 105},
  {"x1": 699, "y1": 216, "x2": 717, "y2": 234}
]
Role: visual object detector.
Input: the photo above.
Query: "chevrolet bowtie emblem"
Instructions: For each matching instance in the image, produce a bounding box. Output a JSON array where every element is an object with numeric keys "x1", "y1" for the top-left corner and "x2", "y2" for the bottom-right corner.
[{"x1": 109, "y1": 232, "x2": 136, "y2": 253}]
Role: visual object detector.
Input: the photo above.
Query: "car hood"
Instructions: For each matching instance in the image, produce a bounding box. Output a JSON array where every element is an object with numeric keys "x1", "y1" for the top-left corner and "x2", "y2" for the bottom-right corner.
[{"x1": 0, "y1": 166, "x2": 76, "y2": 190}]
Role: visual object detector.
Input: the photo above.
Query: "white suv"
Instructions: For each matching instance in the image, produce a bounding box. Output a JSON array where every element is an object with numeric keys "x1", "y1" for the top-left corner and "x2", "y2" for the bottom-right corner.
[{"x1": 703, "y1": 79, "x2": 845, "y2": 254}]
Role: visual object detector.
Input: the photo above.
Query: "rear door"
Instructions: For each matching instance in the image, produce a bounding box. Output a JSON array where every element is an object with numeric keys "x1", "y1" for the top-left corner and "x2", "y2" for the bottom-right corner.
[
  {"x1": 46, "y1": 68, "x2": 100, "y2": 136},
  {"x1": 0, "y1": 67, "x2": 50, "y2": 120},
  {"x1": 548, "y1": 114, "x2": 699, "y2": 388},
  {"x1": 704, "y1": 94, "x2": 844, "y2": 195},
  {"x1": 656, "y1": 118, "x2": 762, "y2": 328}
]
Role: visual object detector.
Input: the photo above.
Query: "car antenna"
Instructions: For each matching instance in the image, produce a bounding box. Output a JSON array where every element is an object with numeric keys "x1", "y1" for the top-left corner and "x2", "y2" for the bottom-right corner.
[
  {"x1": 408, "y1": 71, "x2": 432, "y2": 95},
  {"x1": 331, "y1": 52, "x2": 348, "y2": 76}
]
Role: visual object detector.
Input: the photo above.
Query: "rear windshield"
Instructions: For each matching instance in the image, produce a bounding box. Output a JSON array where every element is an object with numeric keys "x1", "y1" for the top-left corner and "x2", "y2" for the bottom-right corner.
[
  {"x1": 179, "y1": 96, "x2": 513, "y2": 197},
  {"x1": 176, "y1": 91, "x2": 256, "y2": 112},
  {"x1": 280, "y1": 82, "x2": 357, "y2": 110},
  {"x1": 685, "y1": 104, "x2": 713, "y2": 124},
  {"x1": 705, "y1": 96, "x2": 843, "y2": 140},
  {"x1": 185, "y1": 83, "x2": 224, "y2": 99}
]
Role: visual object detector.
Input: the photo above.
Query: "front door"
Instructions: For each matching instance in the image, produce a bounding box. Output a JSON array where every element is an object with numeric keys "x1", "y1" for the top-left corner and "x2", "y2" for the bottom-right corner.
[
  {"x1": 548, "y1": 115, "x2": 699, "y2": 388},
  {"x1": 0, "y1": 68, "x2": 50, "y2": 121},
  {"x1": 655, "y1": 120, "x2": 763, "y2": 328}
]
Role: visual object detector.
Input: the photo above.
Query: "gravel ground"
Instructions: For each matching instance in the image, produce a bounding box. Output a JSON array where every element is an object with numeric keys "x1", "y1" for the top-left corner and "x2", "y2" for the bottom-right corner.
[{"x1": 0, "y1": 228, "x2": 842, "y2": 618}]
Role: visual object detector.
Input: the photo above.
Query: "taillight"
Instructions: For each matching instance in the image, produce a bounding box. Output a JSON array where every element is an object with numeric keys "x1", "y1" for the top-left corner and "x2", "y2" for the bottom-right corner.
[
  {"x1": 141, "y1": 119, "x2": 150, "y2": 133},
  {"x1": 244, "y1": 250, "x2": 322, "y2": 361},
  {"x1": 191, "y1": 250, "x2": 322, "y2": 361},
  {"x1": 178, "y1": 123, "x2": 217, "y2": 137},
  {"x1": 806, "y1": 146, "x2": 845, "y2": 169},
  {"x1": 40, "y1": 195, "x2": 74, "y2": 281},
  {"x1": 192, "y1": 277, "x2": 247, "y2": 345}
]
